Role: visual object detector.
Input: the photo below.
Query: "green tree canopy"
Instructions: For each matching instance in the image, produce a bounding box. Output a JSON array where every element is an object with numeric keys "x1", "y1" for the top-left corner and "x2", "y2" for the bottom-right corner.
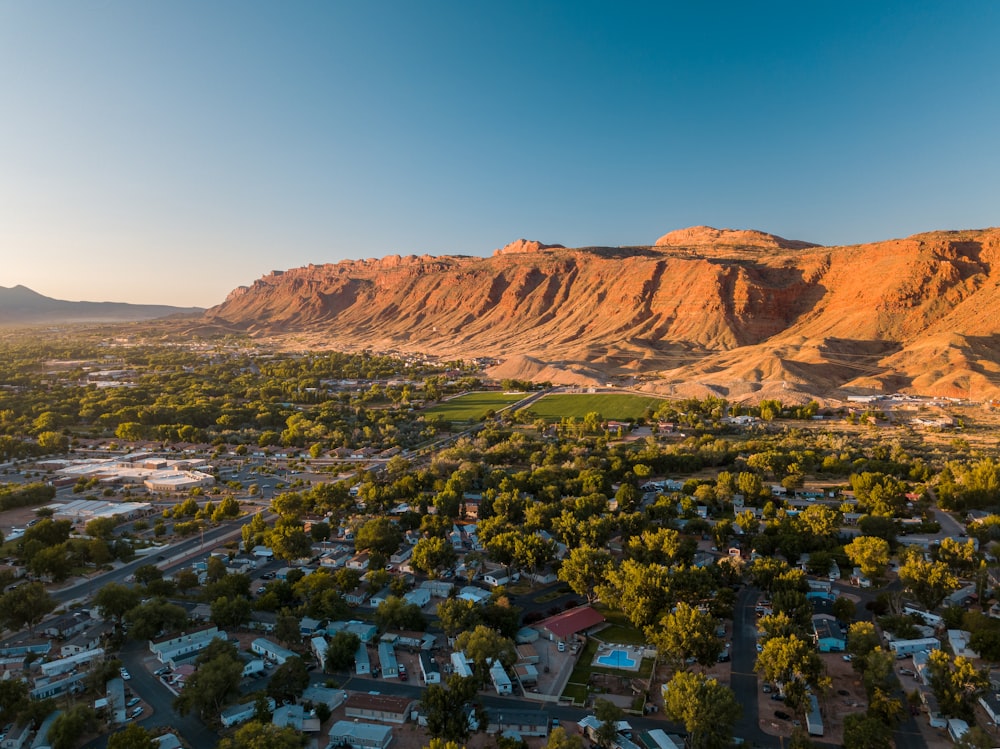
[{"x1": 662, "y1": 671, "x2": 741, "y2": 749}]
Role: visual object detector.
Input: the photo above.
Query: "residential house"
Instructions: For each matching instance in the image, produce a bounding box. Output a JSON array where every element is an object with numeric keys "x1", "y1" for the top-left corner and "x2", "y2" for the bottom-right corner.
[
  {"x1": 484, "y1": 708, "x2": 549, "y2": 738},
  {"x1": 370, "y1": 587, "x2": 393, "y2": 608},
  {"x1": 272, "y1": 704, "x2": 321, "y2": 733},
  {"x1": 419, "y1": 651, "x2": 440, "y2": 684},
  {"x1": 327, "y1": 720, "x2": 393, "y2": 749},
  {"x1": 451, "y1": 652, "x2": 474, "y2": 678},
  {"x1": 344, "y1": 693, "x2": 414, "y2": 724},
  {"x1": 403, "y1": 588, "x2": 431, "y2": 608},
  {"x1": 355, "y1": 643, "x2": 371, "y2": 675},
  {"x1": 1, "y1": 722, "x2": 31, "y2": 749},
  {"x1": 312, "y1": 636, "x2": 329, "y2": 667},
  {"x1": 221, "y1": 700, "x2": 262, "y2": 729},
  {"x1": 419, "y1": 580, "x2": 453, "y2": 599},
  {"x1": 40, "y1": 648, "x2": 105, "y2": 677},
  {"x1": 43, "y1": 611, "x2": 93, "y2": 640},
  {"x1": 328, "y1": 620, "x2": 378, "y2": 644},
  {"x1": 105, "y1": 676, "x2": 126, "y2": 726},
  {"x1": 490, "y1": 660, "x2": 512, "y2": 695},
  {"x1": 378, "y1": 642, "x2": 398, "y2": 678},
  {"x1": 301, "y1": 685, "x2": 346, "y2": 711},
  {"x1": 29, "y1": 710, "x2": 62, "y2": 749},
  {"x1": 251, "y1": 638, "x2": 297, "y2": 666},
  {"x1": 812, "y1": 615, "x2": 846, "y2": 652},
  {"x1": 149, "y1": 626, "x2": 227, "y2": 667},
  {"x1": 347, "y1": 553, "x2": 371, "y2": 571}
]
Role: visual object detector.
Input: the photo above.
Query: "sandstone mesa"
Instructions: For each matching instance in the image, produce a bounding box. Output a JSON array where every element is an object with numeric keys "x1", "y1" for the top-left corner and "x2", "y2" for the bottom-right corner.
[{"x1": 199, "y1": 226, "x2": 1000, "y2": 403}]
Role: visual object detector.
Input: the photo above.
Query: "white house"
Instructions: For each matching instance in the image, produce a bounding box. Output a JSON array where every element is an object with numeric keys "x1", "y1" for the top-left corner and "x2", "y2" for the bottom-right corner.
[
  {"x1": 489, "y1": 660, "x2": 512, "y2": 695},
  {"x1": 451, "y1": 651, "x2": 474, "y2": 678},
  {"x1": 251, "y1": 638, "x2": 297, "y2": 665},
  {"x1": 419, "y1": 651, "x2": 440, "y2": 684},
  {"x1": 328, "y1": 720, "x2": 393, "y2": 749},
  {"x1": 404, "y1": 588, "x2": 431, "y2": 608},
  {"x1": 355, "y1": 643, "x2": 371, "y2": 675},
  {"x1": 311, "y1": 636, "x2": 329, "y2": 667},
  {"x1": 378, "y1": 642, "x2": 398, "y2": 678},
  {"x1": 149, "y1": 626, "x2": 226, "y2": 666}
]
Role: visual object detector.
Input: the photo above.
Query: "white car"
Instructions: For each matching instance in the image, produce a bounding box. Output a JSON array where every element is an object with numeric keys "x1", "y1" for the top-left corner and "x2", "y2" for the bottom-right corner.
[{"x1": 120, "y1": 669, "x2": 132, "y2": 681}]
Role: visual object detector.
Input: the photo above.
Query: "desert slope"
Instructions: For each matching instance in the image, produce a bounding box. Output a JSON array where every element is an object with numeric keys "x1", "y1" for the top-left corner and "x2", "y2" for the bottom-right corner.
[{"x1": 203, "y1": 227, "x2": 1000, "y2": 401}]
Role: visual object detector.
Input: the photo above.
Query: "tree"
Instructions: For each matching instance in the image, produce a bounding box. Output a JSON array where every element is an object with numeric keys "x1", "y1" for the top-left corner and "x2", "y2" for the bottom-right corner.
[
  {"x1": 842, "y1": 713, "x2": 892, "y2": 749},
  {"x1": 93, "y1": 583, "x2": 141, "y2": 628},
  {"x1": 956, "y1": 726, "x2": 994, "y2": 749},
  {"x1": 125, "y1": 598, "x2": 188, "y2": 641},
  {"x1": 107, "y1": 724, "x2": 157, "y2": 749},
  {"x1": 646, "y1": 602, "x2": 722, "y2": 671},
  {"x1": 899, "y1": 552, "x2": 958, "y2": 611},
  {"x1": 557, "y1": 545, "x2": 612, "y2": 603},
  {"x1": 436, "y1": 598, "x2": 483, "y2": 638},
  {"x1": 217, "y1": 721, "x2": 306, "y2": 749},
  {"x1": 846, "y1": 621, "x2": 881, "y2": 670},
  {"x1": 832, "y1": 597, "x2": 856, "y2": 625},
  {"x1": 326, "y1": 631, "x2": 361, "y2": 671},
  {"x1": 275, "y1": 610, "x2": 302, "y2": 647},
  {"x1": 593, "y1": 698, "x2": 625, "y2": 749},
  {"x1": 85, "y1": 516, "x2": 118, "y2": 539},
  {"x1": 354, "y1": 517, "x2": 403, "y2": 556},
  {"x1": 0, "y1": 582, "x2": 55, "y2": 634},
  {"x1": 755, "y1": 635, "x2": 827, "y2": 711},
  {"x1": 374, "y1": 596, "x2": 427, "y2": 631},
  {"x1": 927, "y1": 650, "x2": 988, "y2": 721},
  {"x1": 453, "y1": 625, "x2": 517, "y2": 680},
  {"x1": 844, "y1": 536, "x2": 890, "y2": 581},
  {"x1": 0, "y1": 680, "x2": 29, "y2": 727},
  {"x1": 267, "y1": 520, "x2": 312, "y2": 562},
  {"x1": 412, "y1": 536, "x2": 459, "y2": 577},
  {"x1": 662, "y1": 671, "x2": 741, "y2": 749},
  {"x1": 174, "y1": 647, "x2": 244, "y2": 722},
  {"x1": 211, "y1": 595, "x2": 251, "y2": 629},
  {"x1": 538, "y1": 727, "x2": 581, "y2": 749},
  {"x1": 421, "y1": 674, "x2": 480, "y2": 742},
  {"x1": 47, "y1": 705, "x2": 98, "y2": 749},
  {"x1": 267, "y1": 656, "x2": 309, "y2": 703}
]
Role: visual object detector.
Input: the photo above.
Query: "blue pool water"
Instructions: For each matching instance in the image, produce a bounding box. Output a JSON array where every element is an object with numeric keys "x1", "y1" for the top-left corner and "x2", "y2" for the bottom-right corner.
[{"x1": 595, "y1": 649, "x2": 637, "y2": 669}]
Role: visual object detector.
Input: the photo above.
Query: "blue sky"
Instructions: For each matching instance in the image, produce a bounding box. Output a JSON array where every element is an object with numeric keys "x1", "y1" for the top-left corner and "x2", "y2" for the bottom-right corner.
[{"x1": 1, "y1": 2, "x2": 998, "y2": 307}]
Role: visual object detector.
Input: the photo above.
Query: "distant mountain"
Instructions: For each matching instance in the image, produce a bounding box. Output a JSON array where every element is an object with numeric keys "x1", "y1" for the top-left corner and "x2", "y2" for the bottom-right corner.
[
  {"x1": 0, "y1": 285, "x2": 202, "y2": 325},
  {"x1": 201, "y1": 226, "x2": 1000, "y2": 402}
]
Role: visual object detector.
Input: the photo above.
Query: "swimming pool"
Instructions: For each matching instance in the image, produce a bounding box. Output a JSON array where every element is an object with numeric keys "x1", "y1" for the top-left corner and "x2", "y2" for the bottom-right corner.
[{"x1": 594, "y1": 648, "x2": 638, "y2": 669}]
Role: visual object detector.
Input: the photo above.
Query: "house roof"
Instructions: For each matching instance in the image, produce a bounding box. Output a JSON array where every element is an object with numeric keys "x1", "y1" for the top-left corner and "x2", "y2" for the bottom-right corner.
[
  {"x1": 537, "y1": 606, "x2": 606, "y2": 639},
  {"x1": 345, "y1": 693, "x2": 413, "y2": 714}
]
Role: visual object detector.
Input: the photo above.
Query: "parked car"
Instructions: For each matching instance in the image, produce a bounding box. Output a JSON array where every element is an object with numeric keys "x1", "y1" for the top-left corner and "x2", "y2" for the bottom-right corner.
[
  {"x1": 120, "y1": 668, "x2": 132, "y2": 681},
  {"x1": 126, "y1": 698, "x2": 141, "y2": 708},
  {"x1": 130, "y1": 706, "x2": 143, "y2": 718}
]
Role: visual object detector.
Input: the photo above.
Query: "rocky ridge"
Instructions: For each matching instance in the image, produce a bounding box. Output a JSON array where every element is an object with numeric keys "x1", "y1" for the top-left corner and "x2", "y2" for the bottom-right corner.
[{"x1": 202, "y1": 226, "x2": 1000, "y2": 402}]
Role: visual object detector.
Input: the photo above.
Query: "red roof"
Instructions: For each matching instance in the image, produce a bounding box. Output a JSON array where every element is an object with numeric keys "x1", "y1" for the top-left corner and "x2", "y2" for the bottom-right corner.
[{"x1": 538, "y1": 606, "x2": 605, "y2": 639}]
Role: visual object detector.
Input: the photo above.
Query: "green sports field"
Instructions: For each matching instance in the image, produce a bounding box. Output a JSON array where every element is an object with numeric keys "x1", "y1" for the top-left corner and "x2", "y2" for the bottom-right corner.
[
  {"x1": 523, "y1": 392, "x2": 664, "y2": 422},
  {"x1": 424, "y1": 391, "x2": 526, "y2": 422}
]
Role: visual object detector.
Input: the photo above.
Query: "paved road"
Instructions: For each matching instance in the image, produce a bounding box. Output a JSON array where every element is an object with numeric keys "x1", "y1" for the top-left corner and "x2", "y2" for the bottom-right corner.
[
  {"x1": 731, "y1": 587, "x2": 771, "y2": 746},
  {"x1": 51, "y1": 513, "x2": 266, "y2": 606}
]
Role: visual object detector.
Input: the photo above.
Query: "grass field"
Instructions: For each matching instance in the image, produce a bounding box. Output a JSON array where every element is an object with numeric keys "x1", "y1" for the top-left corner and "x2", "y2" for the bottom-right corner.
[
  {"x1": 423, "y1": 391, "x2": 526, "y2": 422},
  {"x1": 523, "y1": 393, "x2": 664, "y2": 422}
]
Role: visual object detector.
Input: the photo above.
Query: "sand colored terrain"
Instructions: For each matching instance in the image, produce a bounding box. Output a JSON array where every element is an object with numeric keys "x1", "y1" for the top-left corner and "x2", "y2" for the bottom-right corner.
[{"x1": 198, "y1": 227, "x2": 1000, "y2": 402}]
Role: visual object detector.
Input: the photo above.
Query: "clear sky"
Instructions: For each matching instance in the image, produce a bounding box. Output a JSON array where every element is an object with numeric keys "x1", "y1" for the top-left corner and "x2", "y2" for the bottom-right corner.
[{"x1": 1, "y1": 2, "x2": 998, "y2": 307}]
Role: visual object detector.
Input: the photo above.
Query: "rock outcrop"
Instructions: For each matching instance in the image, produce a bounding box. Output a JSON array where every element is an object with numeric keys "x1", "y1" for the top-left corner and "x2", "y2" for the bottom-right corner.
[{"x1": 202, "y1": 226, "x2": 1000, "y2": 401}]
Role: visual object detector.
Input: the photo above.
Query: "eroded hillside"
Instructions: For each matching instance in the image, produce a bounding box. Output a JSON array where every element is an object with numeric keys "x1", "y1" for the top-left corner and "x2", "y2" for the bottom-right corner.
[{"x1": 202, "y1": 226, "x2": 1000, "y2": 402}]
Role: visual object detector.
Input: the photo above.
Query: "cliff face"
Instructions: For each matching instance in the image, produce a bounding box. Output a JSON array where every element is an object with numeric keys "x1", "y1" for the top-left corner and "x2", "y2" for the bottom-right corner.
[{"x1": 203, "y1": 227, "x2": 1000, "y2": 401}]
